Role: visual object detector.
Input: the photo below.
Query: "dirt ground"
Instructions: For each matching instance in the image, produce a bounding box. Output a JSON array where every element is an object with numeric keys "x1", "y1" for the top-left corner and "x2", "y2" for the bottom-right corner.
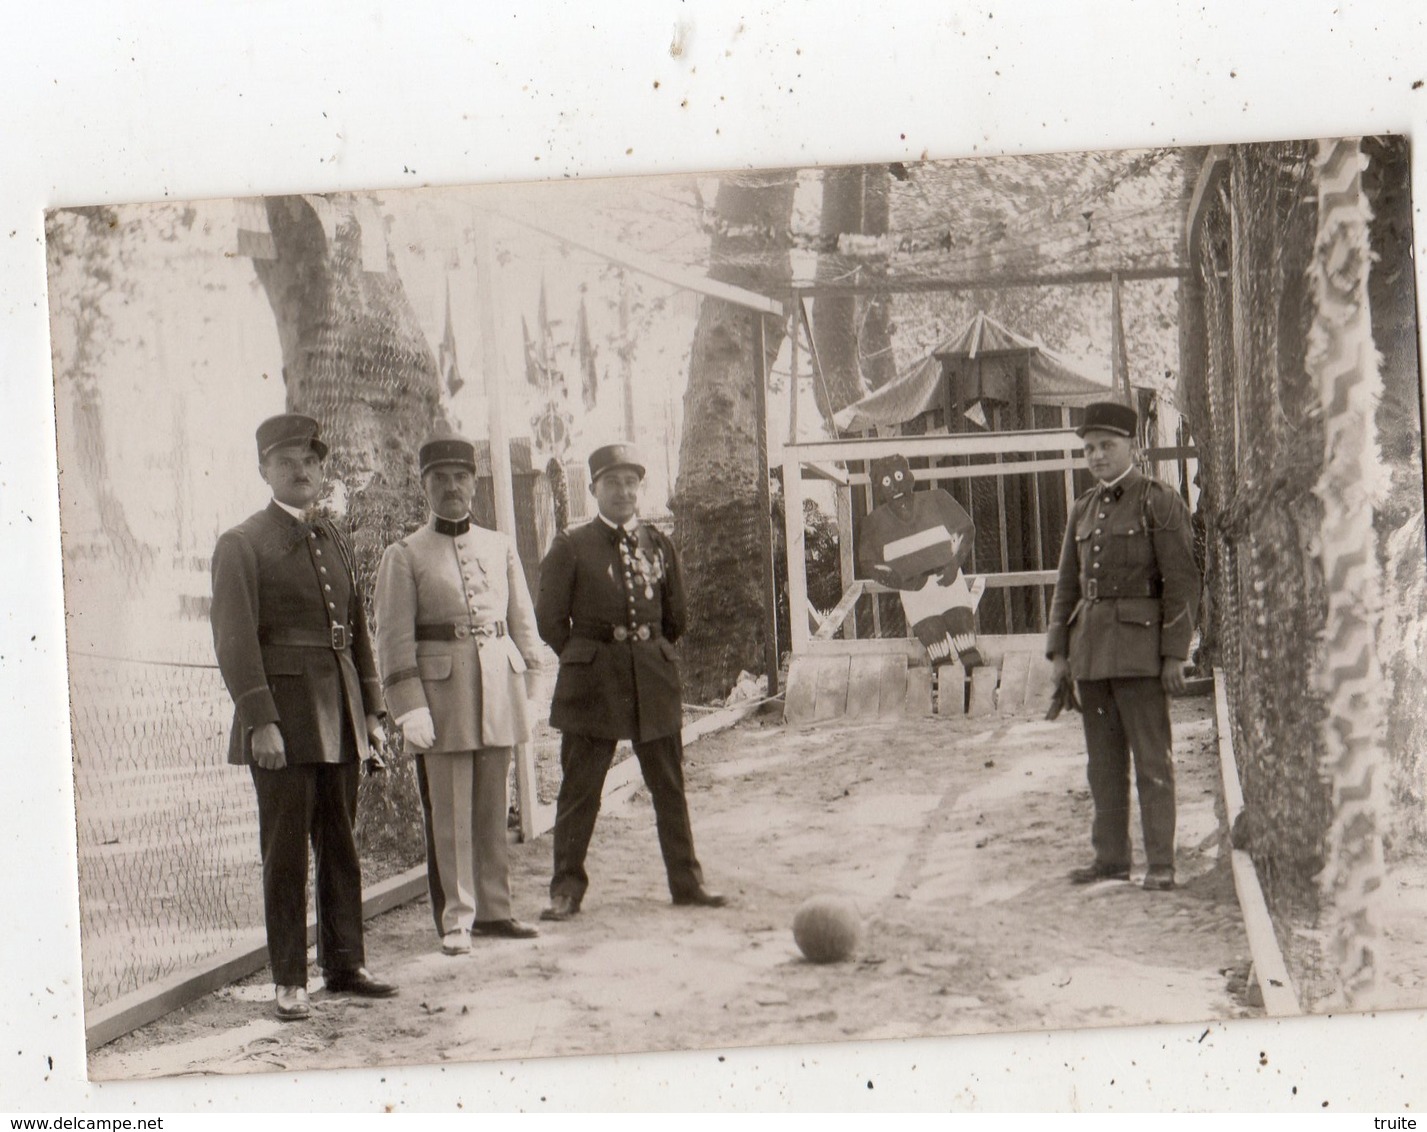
[{"x1": 89, "y1": 691, "x2": 1279, "y2": 1081}]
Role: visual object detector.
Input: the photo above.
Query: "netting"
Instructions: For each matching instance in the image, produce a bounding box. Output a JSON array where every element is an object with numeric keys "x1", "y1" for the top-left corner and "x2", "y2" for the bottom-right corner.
[{"x1": 1187, "y1": 140, "x2": 1425, "y2": 935}]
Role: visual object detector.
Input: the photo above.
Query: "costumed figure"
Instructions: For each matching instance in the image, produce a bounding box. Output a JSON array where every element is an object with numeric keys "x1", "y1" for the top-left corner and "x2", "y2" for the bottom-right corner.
[{"x1": 857, "y1": 453, "x2": 985, "y2": 669}]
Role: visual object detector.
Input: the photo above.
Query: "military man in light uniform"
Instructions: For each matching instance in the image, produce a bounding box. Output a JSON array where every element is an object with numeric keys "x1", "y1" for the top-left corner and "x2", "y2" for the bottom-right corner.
[
  {"x1": 1046, "y1": 401, "x2": 1199, "y2": 892},
  {"x1": 374, "y1": 437, "x2": 544, "y2": 955}
]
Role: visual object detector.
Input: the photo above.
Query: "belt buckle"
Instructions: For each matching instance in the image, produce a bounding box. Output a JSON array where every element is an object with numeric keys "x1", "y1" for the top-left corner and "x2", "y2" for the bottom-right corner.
[
  {"x1": 612, "y1": 626, "x2": 630, "y2": 642},
  {"x1": 330, "y1": 624, "x2": 349, "y2": 650},
  {"x1": 472, "y1": 623, "x2": 496, "y2": 639},
  {"x1": 1084, "y1": 578, "x2": 1099, "y2": 601},
  {"x1": 635, "y1": 624, "x2": 651, "y2": 641}
]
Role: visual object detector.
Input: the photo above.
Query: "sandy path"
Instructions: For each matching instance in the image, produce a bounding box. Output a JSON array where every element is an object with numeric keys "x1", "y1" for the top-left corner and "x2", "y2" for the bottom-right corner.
[{"x1": 90, "y1": 693, "x2": 1256, "y2": 1081}]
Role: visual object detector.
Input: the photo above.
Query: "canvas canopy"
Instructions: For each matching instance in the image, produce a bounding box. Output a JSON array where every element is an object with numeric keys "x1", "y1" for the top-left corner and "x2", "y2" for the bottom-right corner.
[{"x1": 832, "y1": 311, "x2": 1123, "y2": 433}]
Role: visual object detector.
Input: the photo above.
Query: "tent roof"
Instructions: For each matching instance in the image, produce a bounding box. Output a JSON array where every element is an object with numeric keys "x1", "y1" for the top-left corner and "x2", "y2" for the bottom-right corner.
[{"x1": 832, "y1": 311, "x2": 1123, "y2": 433}]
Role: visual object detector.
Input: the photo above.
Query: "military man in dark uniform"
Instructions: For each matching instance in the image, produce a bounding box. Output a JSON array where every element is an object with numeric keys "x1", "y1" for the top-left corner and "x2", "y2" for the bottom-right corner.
[
  {"x1": 1046, "y1": 401, "x2": 1199, "y2": 892},
  {"x1": 535, "y1": 443, "x2": 725, "y2": 920},
  {"x1": 210, "y1": 413, "x2": 398, "y2": 1020}
]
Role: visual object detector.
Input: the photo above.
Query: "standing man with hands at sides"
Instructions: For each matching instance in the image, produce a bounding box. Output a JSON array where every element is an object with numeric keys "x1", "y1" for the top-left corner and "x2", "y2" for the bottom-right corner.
[
  {"x1": 1045, "y1": 401, "x2": 1199, "y2": 893},
  {"x1": 210, "y1": 413, "x2": 398, "y2": 1022},
  {"x1": 374, "y1": 437, "x2": 545, "y2": 957},
  {"x1": 535, "y1": 442, "x2": 726, "y2": 922}
]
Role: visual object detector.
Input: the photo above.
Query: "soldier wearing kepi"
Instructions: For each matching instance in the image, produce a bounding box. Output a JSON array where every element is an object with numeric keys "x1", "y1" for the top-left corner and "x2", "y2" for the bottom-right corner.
[
  {"x1": 535, "y1": 442, "x2": 726, "y2": 921},
  {"x1": 1046, "y1": 401, "x2": 1199, "y2": 892},
  {"x1": 374, "y1": 437, "x2": 544, "y2": 956},
  {"x1": 210, "y1": 413, "x2": 398, "y2": 1021}
]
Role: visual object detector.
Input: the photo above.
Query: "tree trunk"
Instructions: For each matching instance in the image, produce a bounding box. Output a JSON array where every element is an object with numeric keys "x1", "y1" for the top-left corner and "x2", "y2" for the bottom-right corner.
[
  {"x1": 252, "y1": 195, "x2": 448, "y2": 585},
  {"x1": 671, "y1": 173, "x2": 795, "y2": 703},
  {"x1": 811, "y1": 164, "x2": 897, "y2": 423},
  {"x1": 252, "y1": 194, "x2": 448, "y2": 866}
]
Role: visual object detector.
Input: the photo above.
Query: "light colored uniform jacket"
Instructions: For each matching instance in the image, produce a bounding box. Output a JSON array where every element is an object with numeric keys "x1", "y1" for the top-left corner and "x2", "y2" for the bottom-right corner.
[{"x1": 374, "y1": 518, "x2": 543, "y2": 750}]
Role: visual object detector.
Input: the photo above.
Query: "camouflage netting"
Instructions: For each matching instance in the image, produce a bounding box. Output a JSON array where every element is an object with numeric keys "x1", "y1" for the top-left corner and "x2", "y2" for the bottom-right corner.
[{"x1": 1185, "y1": 138, "x2": 1425, "y2": 924}]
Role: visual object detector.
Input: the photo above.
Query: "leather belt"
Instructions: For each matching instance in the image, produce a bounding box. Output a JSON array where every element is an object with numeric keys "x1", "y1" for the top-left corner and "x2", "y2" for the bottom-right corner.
[
  {"x1": 571, "y1": 621, "x2": 660, "y2": 643},
  {"x1": 260, "y1": 625, "x2": 350, "y2": 650},
  {"x1": 1082, "y1": 578, "x2": 1161, "y2": 601},
  {"x1": 416, "y1": 620, "x2": 507, "y2": 641}
]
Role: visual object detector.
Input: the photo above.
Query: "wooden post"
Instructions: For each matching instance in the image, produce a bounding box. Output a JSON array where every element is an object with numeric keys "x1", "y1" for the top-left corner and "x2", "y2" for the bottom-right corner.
[
  {"x1": 619, "y1": 270, "x2": 637, "y2": 441},
  {"x1": 783, "y1": 450, "x2": 810, "y2": 652},
  {"x1": 837, "y1": 483, "x2": 856, "y2": 639},
  {"x1": 473, "y1": 215, "x2": 518, "y2": 540},
  {"x1": 752, "y1": 311, "x2": 780, "y2": 698},
  {"x1": 788, "y1": 295, "x2": 801, "y2": 446},
  {"x1": 473, "y1": 212, "x2": 533, "y2": 838},
  {"x1": 1111, "y1": 271, "x2": 1132, "y2": 405},
  {"x1": 991, "y1": 403, "x2": 1013, "y2": 634}
]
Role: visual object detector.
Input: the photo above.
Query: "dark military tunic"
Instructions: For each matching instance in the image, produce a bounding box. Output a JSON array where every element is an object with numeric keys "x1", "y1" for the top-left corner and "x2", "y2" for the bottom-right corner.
[
  {"x1": 535, "y1": 515, "x2": 705, "y2": 906},
  {"x1": 210, "y1": 500, "x2": 384, "y2": 985},
  {"x1": 1046, "y1": 469, "x2": 1200, "y2": 873}
]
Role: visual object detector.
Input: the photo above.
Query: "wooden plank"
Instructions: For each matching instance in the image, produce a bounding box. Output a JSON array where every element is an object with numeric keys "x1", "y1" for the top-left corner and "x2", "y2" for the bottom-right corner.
[
  {"x1": 936, "y1": 666, "x2": 967, "y2": 716},
  {"x1": 836, "y1": 484, "x2": 856, "y2": 639},
  {"x1": 997, "y1": 650, "x2": 1032, "y2": 714},
  {"x1": 813, "y1": 582, "x2": 863, "y2": 641},
  {"x1": 843, "y1": 456, "x2": 1085, "y2": 483},
  {"x1": 790, "y1": 264, "x2": 1188, "y2": 299},
  {"x1": 787, "y1": 429, "x2": 1082, "y2": 465},
  {"x1": 783, "y1": 655, "x2": 821, "y2": 724},
  {"x1": 783, "y1": 450, "x2": 811, "y2": 651},
  {"x1": 1215, "y1": 672, "x2": 1300, "y2": 1016},
  {"x1": 812, "y1": 655, "x2": 851, "y2": 722},
  {"x1": 967, "y1": 666, "x2": 1000, "y2": 717},
  {"x1": 863, "y1": 570, "x2": 1058, "y2": 593},
  {"x1": 800, "y1": 632, "x2": 1048, "y2": 659},
  {"x1": 844, "y1": 654, "x2": 886, "y2": 721},
  {"x1": 877, "y1": 653, "x2": 907, "y2": 716},
  {"x1": 1025, "y1": 652, "x2": 1056, "y2": 712},
  {"x1": 904, "y1": 665, "x2": 933, "y2": 716}
]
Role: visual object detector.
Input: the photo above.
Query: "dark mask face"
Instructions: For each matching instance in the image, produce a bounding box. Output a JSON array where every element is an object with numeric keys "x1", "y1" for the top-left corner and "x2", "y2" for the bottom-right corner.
[{"x1": 870, "y1": 455, "x2": 914, "y2": 505}]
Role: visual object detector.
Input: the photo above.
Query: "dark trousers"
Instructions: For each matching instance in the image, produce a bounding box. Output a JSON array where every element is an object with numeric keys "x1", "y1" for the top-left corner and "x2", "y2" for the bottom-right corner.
[
  {"x1": 1077, "y1": 677, "x2": 1177, "y2": 870},
  {"x1": 250, "y1": 759, "x2": 365, "y2": 986},
  {"x1": 549, "y1": 731, "x2": 704, "y2": 905}
]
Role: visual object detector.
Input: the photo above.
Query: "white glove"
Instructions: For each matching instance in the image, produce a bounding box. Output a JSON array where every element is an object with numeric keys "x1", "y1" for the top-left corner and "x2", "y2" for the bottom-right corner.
[{"x1": 397, "y1": 707, "x2": 436, "y2": 751}]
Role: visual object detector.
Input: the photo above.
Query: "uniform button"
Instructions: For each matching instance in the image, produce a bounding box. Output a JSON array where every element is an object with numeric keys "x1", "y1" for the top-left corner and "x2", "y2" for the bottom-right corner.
[
  {"x1": 1095, "y1": 528, "x2": 1102, "y2": 535},
  {"x1": 319, "y1": 566, "x2": 328, "y2": 574},
  {"x1": 1092, "y1": 545, "x2": 1100, "y2": 552},
  {"x1": 328, "y1": 602, "x2": 336, "y2": 610},
  {"x1": 310, "y1": 532, "x2": 318, "y2": 540},
  {"x1": 1092, "y1": 562, "x2": 1101, "y2": 569},
  {"x1": 324, "y1": 583, "x2": 332, "y2": 591},
  {"x1": 315, "y1": 548, "x2": 322, "y2": 556},
  {"x1": 1098, "y1": 512, "x2": 1107, "y2": 519}
]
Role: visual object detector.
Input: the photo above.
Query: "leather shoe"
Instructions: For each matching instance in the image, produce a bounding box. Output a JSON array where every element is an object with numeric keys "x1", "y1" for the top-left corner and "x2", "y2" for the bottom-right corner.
[
  {"x1": 323, "y1": 967, "x2": 398, "y2": 997},
  {"x1": 274, "y1": 985, "x2": 310, "y2": 1021},
  {"x1": 1068, "y1": 862, "x2": 1130, "y2": 885},
  {"x1": 540, "y1": 894, "x2": 580, "y2": 922},
  {"x1": 474, "y1": 918, "x2": 540, "y2": 939},
  {"x1": 1142, "y1": 867, "x2": 1176, "y2": 891},
  {"x1": 441, "y1": 929, "x2": 472, "y2": 955},
  {"x1": 672, "y1": 887, "x2": 728, "y2": 908}
]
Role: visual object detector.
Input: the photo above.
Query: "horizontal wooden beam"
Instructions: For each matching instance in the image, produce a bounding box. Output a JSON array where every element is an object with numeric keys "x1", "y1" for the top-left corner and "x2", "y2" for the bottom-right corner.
[
  {"x1": 791, "y1": 265, "x2": 1188, "y2": 299},
  {"x1": 798, "y1": 632, "x2": 1048, "y2": 659},
  {"x1": 863, "y1": 571, "x2": 1057, "y2": 593},
  {"x1": 789, "y1": 429, "x2": 1082, "y2": 465},
  {"x1": 489, "y1": 207, "x2": 785, "y2": 317},
  {"x1": 804, "y1": 461, "x2": 852, "y2": 485}
]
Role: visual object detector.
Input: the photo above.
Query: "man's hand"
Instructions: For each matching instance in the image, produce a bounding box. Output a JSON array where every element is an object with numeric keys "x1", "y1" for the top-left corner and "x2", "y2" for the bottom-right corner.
[
  {"x1": 251, "y1": 722, "x2": 287, "y2": 770},
  {"x1": 364, "y1": 714, "x2": 388, "y2": 775},
  {"x1": 1051, "y1": 656, "x2": 1071, "y2": 685},
  {"x1": 400, "y1": 707, "x2": 436, "y2": 751},
  {"x1": 1161, "y1": 657, "x2": 1188, "y2": 696}
]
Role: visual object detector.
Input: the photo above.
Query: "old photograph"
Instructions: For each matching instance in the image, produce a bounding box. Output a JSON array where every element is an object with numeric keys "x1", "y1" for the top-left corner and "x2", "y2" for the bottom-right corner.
[{"x1": 42, "y1": 139, "x2": 1427, "y2": 1082}]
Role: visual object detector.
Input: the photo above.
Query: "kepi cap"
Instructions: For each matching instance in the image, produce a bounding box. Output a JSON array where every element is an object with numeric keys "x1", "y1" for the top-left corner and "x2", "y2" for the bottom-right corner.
[
  {"x1": 420, "y1": 437, "x2": 478, "y2": 476},
  {"x1": 588, "y1": 442, "x2": 646, "y2": 483},
  {"x1": 1076, "y1": 401, "x2": 1138, "y2": 439},
  {"x1": 257, "y1": 413, "x2": 328, "y2": 460}
]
